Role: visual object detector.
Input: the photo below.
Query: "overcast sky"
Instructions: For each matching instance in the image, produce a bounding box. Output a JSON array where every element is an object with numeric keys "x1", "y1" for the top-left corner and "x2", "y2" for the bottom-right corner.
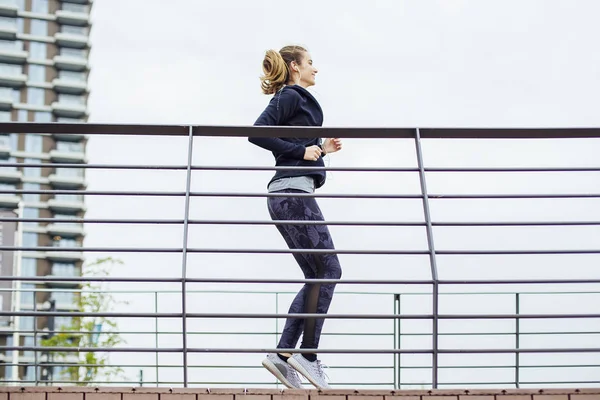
[{"x1": 80, "y1": 0, "x2": 600, "y2": 388}]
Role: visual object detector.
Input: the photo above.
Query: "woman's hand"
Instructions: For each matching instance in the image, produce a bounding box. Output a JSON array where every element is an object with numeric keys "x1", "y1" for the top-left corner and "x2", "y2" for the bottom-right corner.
[
  {"x1": 304, "y1": 145, "x2": 322, "y2": 161},
  {"x1": 323, "y1": 138, "x2": 342, "y2": 154}
]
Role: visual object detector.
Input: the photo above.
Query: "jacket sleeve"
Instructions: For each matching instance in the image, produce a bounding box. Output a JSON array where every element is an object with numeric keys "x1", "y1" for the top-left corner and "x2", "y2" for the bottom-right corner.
[{"x1": 249, "y1": 89, "x2": 306, "y2": 160}]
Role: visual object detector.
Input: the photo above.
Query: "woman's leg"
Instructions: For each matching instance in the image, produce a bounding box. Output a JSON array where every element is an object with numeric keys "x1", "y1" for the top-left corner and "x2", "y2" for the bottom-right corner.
[{"x1": 268, "y1": 190, "x2": 342, "y2": 358}]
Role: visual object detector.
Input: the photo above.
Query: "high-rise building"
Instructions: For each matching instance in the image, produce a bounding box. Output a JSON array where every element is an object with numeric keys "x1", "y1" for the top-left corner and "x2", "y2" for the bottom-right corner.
[{"x1": 0, "y1": 0, "x2": 91, "y2": 383}]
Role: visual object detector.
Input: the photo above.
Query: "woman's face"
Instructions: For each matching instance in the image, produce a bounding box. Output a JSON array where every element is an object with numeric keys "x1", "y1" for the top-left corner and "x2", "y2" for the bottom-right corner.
[{"x1": 293, "y1": 52, "x2": 318, "y2": 88}]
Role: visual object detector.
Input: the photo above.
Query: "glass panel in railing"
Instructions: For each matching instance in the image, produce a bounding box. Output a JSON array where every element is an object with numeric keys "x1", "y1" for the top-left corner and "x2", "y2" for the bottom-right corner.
[
  {"x1": 52, "y1": 262, "x2": 78, "y2": 277},
  {"x1": 59, "y1": 47, "x2": 86, "y2": 59},
  {"x1": 58, "y1": 70, "x2": 86, "y2": 82},
  {"x1": 56, "y1": 141, "x2": 83, "y2": 153},
  {"x1": 53, "y1": 213, "x2": 78, "y2": 226},
  {"x1": 52, "y1": 237, "x2": 79, "y2": 248},
  {"x1": 55, "y1": 167, "x2": 84, "y2": 177},
  {"x1": 0, "y1": 16, "x2": 16, "y2": 29},
  {"x1": 54, "y1": 193, "x2": 83, "y2": 203},
  {"x1": 58, "y1": 94, "x2": 85, "y2": 105},
  {"x1": 61, "y1": 2, "x2": 88, "y2": 13},
  {"x1": 0, "y1": 63, "x2": 21, "y2": 76},
  {"x1": 22, "y1": 183, "x2": 40, "y2": 201},
  {"x1": 0, "y1": 156, "x2": 16, "y2": 171},
  {"x1": 61, "y1": 25, "x2": 88, "y2": 36},
  {"x1": 0, "y1": 133, "x2": 10, "y2": 146},
  {"x1": 23, "y1": 159, "x2": 41, "y2": 178}
]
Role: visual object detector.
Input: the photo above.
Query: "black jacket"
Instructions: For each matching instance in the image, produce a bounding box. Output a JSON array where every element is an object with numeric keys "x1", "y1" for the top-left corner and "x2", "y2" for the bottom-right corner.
[{"x1": 250, "y1": 85, "x2": 326, "y2": 188}]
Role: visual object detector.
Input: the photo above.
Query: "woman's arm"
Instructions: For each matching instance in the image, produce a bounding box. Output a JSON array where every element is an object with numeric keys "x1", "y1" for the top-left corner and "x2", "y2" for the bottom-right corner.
[{"x1": 249, "y1": 89, "x2": 306, "y2": 159}]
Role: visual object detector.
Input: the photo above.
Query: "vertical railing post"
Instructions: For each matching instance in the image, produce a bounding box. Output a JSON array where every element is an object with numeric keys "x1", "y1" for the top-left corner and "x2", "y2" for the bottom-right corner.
[
  {"x1": 155, "y1": 291, "x2": 159, "y2": 387},
  {"x1": 414, "y1": 128, "x2": 440, "y2": 388},
  {"x1": 33, "y1": 290, "x2": 38, "y2": 385},
  {"x1": 515, "y1": 293, "x2": 520, "y2": 388},
  {"x1": 180, "y1": 125, "x2": 195, "y2": 387},
  {"x1": 393, "y1": 293, "x2": 401, "y2": 389}
]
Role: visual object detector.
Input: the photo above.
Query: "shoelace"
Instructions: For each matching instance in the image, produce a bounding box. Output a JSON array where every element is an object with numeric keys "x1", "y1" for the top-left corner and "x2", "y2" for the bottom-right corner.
[{"x1": 316, "y1": 360, "x2": 330, "y2": 382}]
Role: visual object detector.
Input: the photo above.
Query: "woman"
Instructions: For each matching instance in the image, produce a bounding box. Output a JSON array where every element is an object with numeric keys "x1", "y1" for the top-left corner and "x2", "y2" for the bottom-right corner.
[{"x1": 249, "y1": 45, "x2": 342, "y2": 390}]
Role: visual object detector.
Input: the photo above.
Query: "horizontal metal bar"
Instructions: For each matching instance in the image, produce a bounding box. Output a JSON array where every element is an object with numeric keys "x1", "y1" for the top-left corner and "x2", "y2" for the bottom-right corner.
[
  {"x1": 6, "y1": 217, "x2": 600, "y2": 227},
  {"x1": 3, "y1": 346, "x2": 599, "y2": 354},
  {"x1": 5, "y1": 123, "x2": 600, "y2": 138},
  {"x1": 420, "y1": 127, "x2": 600, "y2": 139},
  {"x1": 4, "y1": 188, "x2": 600, "y2": 199},
  {"x1": 5, "y1": 311, "x2": 600, "y2": 319},
  {"x1": 4, "y1": 276, "x2": 600, "y2": 285},
  {"x1": 0, "y1": 246, "x2": 432, "y2": 255},
  {"x1": 0, "y1": 122, "x2": 189, "y2": 135},
  {"x1": 426, "y1": 167, "x2": 600, "y2": 172},
  {"x1": 0, "y1": 189, "x2": 426, "y2": 198},
  {"x1": 7, "y1": 161, "x2": 600, "y2": 173},
  {"x1": 1, "y1": 162, "x2": 421, "y2": 172},
  {"x1": 5, "y1": 246, "x2": 600, "y2": 255},
  {"x1": 0, "y1": 217, "x2": 428, "y2": 226}
]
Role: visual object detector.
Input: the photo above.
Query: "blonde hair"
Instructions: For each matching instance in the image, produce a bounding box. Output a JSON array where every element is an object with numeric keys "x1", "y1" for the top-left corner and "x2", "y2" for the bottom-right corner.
[{"x1": 260, "y1": 45, "x2": 307, "y2": 95}]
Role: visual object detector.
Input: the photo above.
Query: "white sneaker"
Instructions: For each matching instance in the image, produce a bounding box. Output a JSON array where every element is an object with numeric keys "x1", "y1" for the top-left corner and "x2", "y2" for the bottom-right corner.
[
  {"x1": 262, "y1": 353, "x2": 303, "y2": 389},
  {"x1": 287, "y1": 353, "x2": 330, "y2": 389}
]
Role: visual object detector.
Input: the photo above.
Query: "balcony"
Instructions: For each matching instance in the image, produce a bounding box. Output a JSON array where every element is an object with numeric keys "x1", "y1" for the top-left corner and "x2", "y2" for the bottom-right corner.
[
  {"x1": 0, "y1": 168, "x2": 22, "y2": 183},
  {"x1": 52, "y1": 78, "x2": 88, "y2": 95},
  {"x1": 51, "y1": 101, "x2": 87, "y2": 118},
  {"x1": 45, "y1": 250, "x2": 85, "y2": 262},
  {"x1": 0, "y1": 72, "x2": 26, "y2": 87},
  {"x1": 60, "y1": 0, "x2": 93, "y2": 4},
  {"x1": 53, "y1": 55, "x2": 88, "y2": 71},
  {"x1": 43, "y1": 274, "x2": 81, "y2": 288},
  {"x1": 47, "y1": 198, "x2": 87, "y2": 213},
  {"x1": 0, "y1": 26, "x2": 16, "y2": 40},
  {"x1": 52, "y1": 133, "x2": 87, "y2": 142},
  {"x1": 0, "y1": 3, "x2": 18, "y2": 17},
  {"x1": 0, "y1": 48, "x2": 27, "y2": 64},
  {"x1": 54, "y1": 32, "x2": 90, "y2": 49},
  {"x1": 0, "y1": 93, "x2": 11, "y2": 111},
  {"x1": 49, "y1": 149, "x2": 86, "y2": 163},
  {"x1": 45, "y1": 222, "x2": 85, "y2": 237},
  {"x1": 0, "y1": 194, "x2": 19, "y2": 208},
  {"x1": 48, "y1": 173, "x2": 86, "y2": 188},
  {"x1": 55, "y1": 10, "x2": 90, "y2": 26}
]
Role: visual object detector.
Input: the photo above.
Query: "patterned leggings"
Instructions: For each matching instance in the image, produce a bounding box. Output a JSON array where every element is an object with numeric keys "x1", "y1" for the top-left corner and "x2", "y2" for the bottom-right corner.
[{"x1": 267, "y1": 189, "x2": 342, "y2": 352}]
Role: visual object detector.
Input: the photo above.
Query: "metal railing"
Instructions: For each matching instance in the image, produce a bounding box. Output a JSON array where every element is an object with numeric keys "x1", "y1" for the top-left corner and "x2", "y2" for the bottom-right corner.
[{"x1": 0, "y1": 123, "x2": 598, "y2": 388}]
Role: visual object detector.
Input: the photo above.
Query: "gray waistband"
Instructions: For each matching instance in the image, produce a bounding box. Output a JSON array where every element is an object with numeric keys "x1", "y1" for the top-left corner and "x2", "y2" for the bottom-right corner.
[{"x1": 267, "y1": 175, "x2": 315, "y2": 193}]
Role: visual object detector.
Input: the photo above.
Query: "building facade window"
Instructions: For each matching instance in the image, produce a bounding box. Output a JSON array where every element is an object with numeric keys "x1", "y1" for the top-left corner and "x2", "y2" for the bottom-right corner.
[
  {"x1": 23, "y1": 207, "x2": 39, "y2": 226},
  {"x1": 22, "y1": 233, "x2": 38, "y2": 248},
  {"x1": 0, "y1": 63, "x2": 22, "y2": 75},
  {"x1": 0, "y1": 16, "x2": 16, "y2": 29},
  {"x1": 21, "y1": 258, "x2": 37, "y2": 276},
  {"x1": 0, "y1": 134, "x2": 10, "y2": 148},
  {"x1": 20, "y1": 283, "x2": 35, "y2": 307},
  {"x1": 22, "y1": 182, "x2": 40, "y2": 200},
  {"x1": 52, "y1": 290, "x2": 75, "y2": 305},
  {"x1": 59, "y1": 47, "x2": 86, "y2": 59},
  {"x1": 55, "y1": 167, "x2": 84, "y2": 177},
  {"x1": 30, "y1": 19, "x2": 47, "y2": 36},
  {"x1": 18, "y1": 109, "x2": 27, "y2": 122},
  {"x1": 12, "y1": 88, "x2": 20, "y2": 103},
  {"x1": 56, "y1": 141, "x2": 83, "y2": 152},
  {"x1": 54, "y1": 193, "x2": 83, "y2": 203},
  {"x1": 31, "y1": 0, "x2": 48, "y2": 14},
  {"x1": 58, "y1": 94, "x2": 85, "y2": 105},
  {"x1": 0, "y1": 156, "x2": 16, "y2": 171},
  {"x1": 28, "y1": 64, "x2": 45, "y2": 83},
  {"x1": 26, "y1": 87, "x2": 44, "y2": 105},
  {"x1": 34, "y1": 111, "x2": 51, "y2": 122},
  {"x1": 58, "y1": 70, "x2": 86, "y2": 81},
  {"x1": 25, "y1": 134, "x2": 42, "y2": 153},
  {"x1": 61, "y1": 25, "x2": 88, "y2": 35},
  {"x1": 0, "y1": 111, "x2": 10, "y2": 121},
  {"x1": 0, "y1": 39, "x2": 20, "y2": 50},
  {"x1": 52, "y1": 237, "x2": 79, "y2": 247},
  {"x1": 61, "y1": 3, "x2": 88, "y2": 13},
  {"x1": 52, "y1": 262, "x2": 78, "y2": 277},
  {"x1": 19, "y1": 316, "x2": 34, "y2": 330},
  {"x1": 29, "y1": 42, "x2": 46, "y2": 59}
]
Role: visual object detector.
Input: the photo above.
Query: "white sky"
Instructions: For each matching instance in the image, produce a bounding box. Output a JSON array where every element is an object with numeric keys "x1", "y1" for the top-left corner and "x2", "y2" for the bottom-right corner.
[{"x1": 80, "y1": 0, "x2": 600, "y2": 389}]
